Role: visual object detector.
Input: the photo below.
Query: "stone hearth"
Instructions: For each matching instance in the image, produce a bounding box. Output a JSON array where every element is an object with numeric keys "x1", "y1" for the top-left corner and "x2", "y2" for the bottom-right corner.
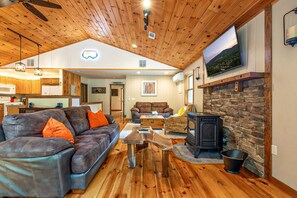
[{"x1": 203, "y1": 78, "x2": 264, "y2": 177}]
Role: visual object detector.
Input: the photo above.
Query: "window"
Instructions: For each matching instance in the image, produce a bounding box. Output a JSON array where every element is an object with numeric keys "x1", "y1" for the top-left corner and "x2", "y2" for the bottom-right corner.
[{"x1": 186, "y1": 74, "x2": 194, "y2": 104}]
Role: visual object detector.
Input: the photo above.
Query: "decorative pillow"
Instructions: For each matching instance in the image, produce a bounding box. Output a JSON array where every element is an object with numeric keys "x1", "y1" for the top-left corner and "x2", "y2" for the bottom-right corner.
[
  {"x1": 177, "y1": 106, "x2": 187, "y2": 116},
  {"x1": 87, "y1": 110, "x2": 109, "y2": 128},
  {"x1": 42, "y1": 117, "x2": 74, "y2": 143}
]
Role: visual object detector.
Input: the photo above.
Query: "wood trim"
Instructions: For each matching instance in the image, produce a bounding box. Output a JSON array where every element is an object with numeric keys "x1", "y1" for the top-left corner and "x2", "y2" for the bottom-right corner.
[
  {"x1": 270, "y1": 177, "x2": 297, "y2": 196},
  {"x1": 110, "y1": 84, "x2": 125, "y2": 114},
  {"x1": 264, "y1": 5, "x2": 272, "y2": 179},
  {"x1": 198, "y1": 72, "x2": 264, "y2": 88}
]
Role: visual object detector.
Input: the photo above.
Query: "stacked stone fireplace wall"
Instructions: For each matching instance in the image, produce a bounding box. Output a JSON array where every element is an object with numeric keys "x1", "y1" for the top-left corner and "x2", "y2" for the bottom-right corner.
[{"x1": 203, "y1": 78, "x2": 265, "y2": 177}]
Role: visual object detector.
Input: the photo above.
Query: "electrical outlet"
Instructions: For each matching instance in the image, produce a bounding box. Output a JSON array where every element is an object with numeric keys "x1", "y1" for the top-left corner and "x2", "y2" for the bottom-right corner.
[{"x1": 272, "y1": 145, "x2": 278, "y2": 155}]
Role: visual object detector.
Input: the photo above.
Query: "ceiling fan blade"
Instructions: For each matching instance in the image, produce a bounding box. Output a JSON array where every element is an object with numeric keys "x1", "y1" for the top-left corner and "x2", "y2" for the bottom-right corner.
[
  {"x1": 23, "y1": 2, "x2": 48, "y2": 21},
  {"x1": 0, "y1": 0, "x2": 17, "y2": 8},
  {"x1": 28, "y1": 0, "x2": 61, "y2": 9}
]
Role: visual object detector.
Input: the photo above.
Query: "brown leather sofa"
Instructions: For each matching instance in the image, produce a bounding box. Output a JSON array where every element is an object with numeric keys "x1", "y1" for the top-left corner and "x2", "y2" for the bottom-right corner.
[{"x1": 130, "y1": 102, "x2": 173, "y2": 123}]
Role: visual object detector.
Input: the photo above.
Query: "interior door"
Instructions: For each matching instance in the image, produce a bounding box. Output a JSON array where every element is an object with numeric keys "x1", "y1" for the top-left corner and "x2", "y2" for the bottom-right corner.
[
  {"x1": 110, "y1": 84, "x2": 122, "y2": 111},
  {"x1": 80, "y1": 83, "x2": 88, "y2": 104}
]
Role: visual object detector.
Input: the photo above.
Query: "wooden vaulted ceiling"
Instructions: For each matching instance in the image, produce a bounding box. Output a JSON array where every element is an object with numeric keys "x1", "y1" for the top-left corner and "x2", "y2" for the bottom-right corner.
[{"x1": 0, "y1": 0, "x2": 275, "y2": 69}]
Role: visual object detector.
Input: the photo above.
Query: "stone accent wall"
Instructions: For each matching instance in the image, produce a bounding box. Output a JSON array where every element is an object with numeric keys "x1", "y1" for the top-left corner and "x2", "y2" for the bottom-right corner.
[{"x1": 204, "y1": 78, "x2": 265, "y2": 177}]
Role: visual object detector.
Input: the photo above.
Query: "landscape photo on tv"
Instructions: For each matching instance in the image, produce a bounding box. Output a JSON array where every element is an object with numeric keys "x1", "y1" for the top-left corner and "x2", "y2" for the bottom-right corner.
[{"x1": 203, "y1": 26, "x2": 242, "y2": 77}]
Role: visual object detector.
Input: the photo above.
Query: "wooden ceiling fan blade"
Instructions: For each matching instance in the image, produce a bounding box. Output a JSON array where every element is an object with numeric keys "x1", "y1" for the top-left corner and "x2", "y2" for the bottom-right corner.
[
  {"x1": 0, "y1": 0, "x2": 17, "y2": 7},
  {"x1": 23, "y1": 2, "x2": 48, "y2": 21},
  {"x1": 29, "y1": 0, "x2": 61, "y2": 9}
]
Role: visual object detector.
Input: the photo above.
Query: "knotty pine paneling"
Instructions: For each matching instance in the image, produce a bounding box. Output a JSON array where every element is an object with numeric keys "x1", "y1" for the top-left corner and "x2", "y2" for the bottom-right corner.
[
  {"x1": 0, "y1": 0, "x2": 275, "y2": 69},
  {"x1": 62, "y1": 70, "x2": 81, "y2": 96}
]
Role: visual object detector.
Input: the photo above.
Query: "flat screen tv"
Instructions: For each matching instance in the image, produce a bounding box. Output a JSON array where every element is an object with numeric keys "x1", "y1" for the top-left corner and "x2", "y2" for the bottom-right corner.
[{"x1": 203, "y1": 26, "x2": 242, "y2": 77}]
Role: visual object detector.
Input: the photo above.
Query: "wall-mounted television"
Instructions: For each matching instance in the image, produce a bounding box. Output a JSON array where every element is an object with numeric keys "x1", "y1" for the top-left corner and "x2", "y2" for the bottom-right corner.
[{"x1": 203, "y1": 26, "x2": 242, "y2": 77}]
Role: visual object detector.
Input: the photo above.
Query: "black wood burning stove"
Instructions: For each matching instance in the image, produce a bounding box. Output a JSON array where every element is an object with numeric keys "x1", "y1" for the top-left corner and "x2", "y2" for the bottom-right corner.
[{"x1": 186, "y1": 112, "x2": 223, "y2": 158}]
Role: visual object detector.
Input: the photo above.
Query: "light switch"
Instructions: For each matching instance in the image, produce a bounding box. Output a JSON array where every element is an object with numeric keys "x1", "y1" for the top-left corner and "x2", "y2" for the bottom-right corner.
[{"x1": 272, "y1": 145, "x2": 277, "y2": 155}]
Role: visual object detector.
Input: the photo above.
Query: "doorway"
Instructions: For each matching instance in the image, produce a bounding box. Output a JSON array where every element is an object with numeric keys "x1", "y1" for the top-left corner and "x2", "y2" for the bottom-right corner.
[
  {"x1": 81, "y1": 83, "x2": 88, "y2": 104},
  {"x1": 110, "y1": 84, "x2": 125, "y2": 121}
]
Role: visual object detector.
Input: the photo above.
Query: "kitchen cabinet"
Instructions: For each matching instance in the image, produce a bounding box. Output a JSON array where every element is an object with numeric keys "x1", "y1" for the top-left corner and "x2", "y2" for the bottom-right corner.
[
  {"x1": 40, "y1": 78, "x2": 60, "y2": 86},
  {"x1": 15, "y1": 79, "x2": 41, "y2": 95},
  {"x1": 0, "y1": 104, "x2": 3, "y2": 123},
  {"x1": 7, "y1": 105, "x2": 26, "y2": 115},
  {"x1": 0, "y1": 76, "x2": 41, "y2": 95}
]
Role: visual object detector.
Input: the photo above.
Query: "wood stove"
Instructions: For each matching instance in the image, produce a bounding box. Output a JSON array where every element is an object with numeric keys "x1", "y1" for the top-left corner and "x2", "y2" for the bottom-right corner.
[{"x1": 186, "y1": 112, "x2": 223, "y2": 158}]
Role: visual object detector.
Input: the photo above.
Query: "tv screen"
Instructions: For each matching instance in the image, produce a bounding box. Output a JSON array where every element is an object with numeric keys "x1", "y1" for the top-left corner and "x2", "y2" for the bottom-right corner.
[{"x1": 203, "y1": 26, "x2": 242, "y2": 77}]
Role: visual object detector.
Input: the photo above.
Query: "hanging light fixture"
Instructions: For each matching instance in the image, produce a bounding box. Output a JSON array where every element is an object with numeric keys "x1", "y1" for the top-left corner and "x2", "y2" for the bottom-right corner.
[
  {"x1": 15, "y1": 35, "x2": 26, "y2": 72},
  {"x1": 34, "y1": 44, "x2": 43, "y2": 76}
]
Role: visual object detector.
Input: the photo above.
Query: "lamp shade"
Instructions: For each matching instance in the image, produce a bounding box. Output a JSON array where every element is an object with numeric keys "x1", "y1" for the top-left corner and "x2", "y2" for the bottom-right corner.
[
  {"x1": 15, "y1": 62, "x2": 26, "y2": 72},
  {"x1": 34, "y1": 68, "x2": 43, "y2": 76}
]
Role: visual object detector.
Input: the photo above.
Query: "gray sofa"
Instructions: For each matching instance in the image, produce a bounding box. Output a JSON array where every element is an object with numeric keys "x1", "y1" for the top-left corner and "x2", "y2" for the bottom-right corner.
[
  {"x1": 0, "y1": 106, "x2": 120, "y2": 197},
  {"x1": 131, "y1": 102, "x2": 173, "y2": 123}
]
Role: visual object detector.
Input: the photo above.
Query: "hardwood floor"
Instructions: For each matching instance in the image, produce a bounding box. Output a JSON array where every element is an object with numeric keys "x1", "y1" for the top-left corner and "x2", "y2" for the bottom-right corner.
[{"x1": 65, "y1": 135, "x2": 293, "y2": 197}]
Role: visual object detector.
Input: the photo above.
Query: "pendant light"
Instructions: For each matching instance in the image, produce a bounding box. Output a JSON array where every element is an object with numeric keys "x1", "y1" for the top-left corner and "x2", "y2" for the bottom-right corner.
[
  {"x1": 34, "y1": 44, "x2": 43, "y2": 76},
  {"x1": 15, "y1": 35, "x2": 26, "y2": 72}
]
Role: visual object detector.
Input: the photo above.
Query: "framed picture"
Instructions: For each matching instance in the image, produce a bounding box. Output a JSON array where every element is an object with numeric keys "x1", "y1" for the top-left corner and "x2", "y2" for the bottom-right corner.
[
  {"x1": 92, "y1": 87, "x2": 106, "y2": 94},
  {"x1": 142, "y1": 80, "x2": 157, "y2": 96}
]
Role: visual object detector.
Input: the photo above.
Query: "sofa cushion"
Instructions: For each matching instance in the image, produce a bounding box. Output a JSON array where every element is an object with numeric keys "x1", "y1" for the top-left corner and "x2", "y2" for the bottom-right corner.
[
  {"x1": 0, "y1": 137, "x2": 73, "y2": 158},
  {"x1": 151, "y1": 102, "x2": 168, "y2": 113},
  {"x1": 80, "y1": 123, "x2": 120, "y2": 142},
  {"x1": 63, "y1": 106, "x2": 90, "y2": 136},
  {"x1": 2, "y1": 109, "x2": 75, "y2": 140},
  {"x1": 136, "y1": 102, "x2": 152, "y2": 113},
  {"x1": 42, "y1": 118, "x2": 74, "y2": 143},
  {"x1": 71, "y1": 134, "x2": 110, "y2": 173},
  {"x1": 87, "y1": 110, "x2": 109, "y2": 128}
]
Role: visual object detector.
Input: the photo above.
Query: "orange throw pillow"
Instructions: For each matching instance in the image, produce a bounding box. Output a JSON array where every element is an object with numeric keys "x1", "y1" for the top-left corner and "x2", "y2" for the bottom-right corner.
[
  {"x1": 42, "y1": 117, "x2": 74, "y2": 143},
  {"x1": 87, "y1": 110, "x2": 109, "y2": 128}
]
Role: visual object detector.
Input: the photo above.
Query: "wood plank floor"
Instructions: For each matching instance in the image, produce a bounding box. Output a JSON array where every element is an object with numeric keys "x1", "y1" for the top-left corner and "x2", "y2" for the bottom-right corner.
[{"x1": 65, "y1": 136, "x2": 292, "y2": 197}]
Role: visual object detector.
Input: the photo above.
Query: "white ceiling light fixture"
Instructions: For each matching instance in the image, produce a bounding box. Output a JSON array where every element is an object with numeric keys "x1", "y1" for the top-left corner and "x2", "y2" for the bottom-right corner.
[
  {"x1": 137, "y1": 71, "x2": 141, "y2": 74},
  {"x1": 132, "y1": 44, "x2": 138, "y2": 48},
  {"x1": 34, "y1": 44, "x2": 43, "y2": 76},
  {"x1": 15, "y1": 35, "x2": 26, "y2": 72},
  {"x1": 143, "y1": 0, "x2": 151, "y2": 8}
]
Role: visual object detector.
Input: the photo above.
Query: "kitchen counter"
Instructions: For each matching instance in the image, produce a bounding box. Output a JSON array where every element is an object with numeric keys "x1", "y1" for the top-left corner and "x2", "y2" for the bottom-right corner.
[
  {"x1": 81, "y1": 101, "x2": 103, "y2": 113},
  {"x1": 26, "y1": 95, "x2": 80, "y2": 108}
]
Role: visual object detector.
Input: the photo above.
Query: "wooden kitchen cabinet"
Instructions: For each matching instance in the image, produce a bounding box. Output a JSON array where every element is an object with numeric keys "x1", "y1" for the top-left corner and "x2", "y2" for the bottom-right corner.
[
  {"x1": 15, "y1": 79, "x2": 41, "y2": 95},
  {"x1": 0, "y1": 104, "x2": 3, "y2": 123},
  {"x1": 0, "y1": 76, "x2": 41, "y2": 95},
  {"x1": 40, "y1": 78, "x2": 60, "y2": 86},
  {"x1": 7, "y1": 105, "x2": 26, "y2": 115}
]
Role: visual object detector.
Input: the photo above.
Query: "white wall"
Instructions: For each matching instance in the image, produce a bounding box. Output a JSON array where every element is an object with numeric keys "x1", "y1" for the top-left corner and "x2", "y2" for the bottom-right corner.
[
  {"x1": 180, "y1": 13, "x2": 265, "y2": 112},
  {"x1": 272, "y1": 0, "x2": 297, "y2": 190},
  {"x1": 82, "y1": 78, "x2": 126, "y2": 114},
  {"x1": 3, "y1": 39, "x2": 176, "y2": 70},
  {"x1": 182, "y1": 57, "x2": 204, "y2": 112},
  {"x1": 204, "y1": 12, "x2": 265, "y2": 83},
  {"x1": 125, "y1": 75, "x2": 180, "y2": 118}
]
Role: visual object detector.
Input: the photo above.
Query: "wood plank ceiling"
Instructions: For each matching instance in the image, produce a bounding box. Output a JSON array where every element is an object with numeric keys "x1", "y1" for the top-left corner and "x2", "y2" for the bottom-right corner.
[{"x1": 0, "y1": 0, "x2": 275, "y2": 69}]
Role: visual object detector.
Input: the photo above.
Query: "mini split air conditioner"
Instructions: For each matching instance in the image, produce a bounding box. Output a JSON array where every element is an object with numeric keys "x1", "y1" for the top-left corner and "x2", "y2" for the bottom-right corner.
[{"x1": 172, "y1": 72, "x2": 184, "y2": 83}]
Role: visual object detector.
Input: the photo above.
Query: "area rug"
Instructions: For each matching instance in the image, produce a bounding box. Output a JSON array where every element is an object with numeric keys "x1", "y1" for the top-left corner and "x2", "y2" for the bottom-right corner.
[
  {"x1": 120, "y1": 123, "x2": 187, "y2": 139},
  {"x1": 172, "y1": 143, "x2": 223, "y2": 164}
]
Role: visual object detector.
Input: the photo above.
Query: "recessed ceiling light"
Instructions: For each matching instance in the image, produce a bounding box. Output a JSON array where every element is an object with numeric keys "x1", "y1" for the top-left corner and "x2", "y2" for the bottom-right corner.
[
  {"x1": 143, "y1": 0, "x2": 151, "y2": 8},
  {"x1": 164, "y1": 71, "x2": 169, "y2": 75},
  {"x1": 132, "y1": 44, "x2": 138, "y2": 48},
  {"x1": 137, "y1": 71, "x2": 141, "y2": 74}
]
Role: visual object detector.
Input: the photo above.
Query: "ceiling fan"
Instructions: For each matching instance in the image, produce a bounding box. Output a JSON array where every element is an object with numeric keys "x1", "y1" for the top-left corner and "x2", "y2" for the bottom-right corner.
[{"x1": 0, "y1": 0, "x2": 62, "y2": 21}]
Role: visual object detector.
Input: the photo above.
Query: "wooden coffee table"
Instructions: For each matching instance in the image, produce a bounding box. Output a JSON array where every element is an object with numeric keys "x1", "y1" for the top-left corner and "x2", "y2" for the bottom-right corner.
[
  {"x1": 140, "y1": 115, "x2": 164, "y2": 129},
  {"x1": 122, "y1": 127, "x2": 172, "y2": 177}
]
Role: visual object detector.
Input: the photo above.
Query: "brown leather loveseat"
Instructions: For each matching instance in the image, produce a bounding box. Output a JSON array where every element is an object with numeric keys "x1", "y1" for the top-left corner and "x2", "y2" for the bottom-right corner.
[{"x1": 130, "y1": 102, "x2": 173, "y2": 123}]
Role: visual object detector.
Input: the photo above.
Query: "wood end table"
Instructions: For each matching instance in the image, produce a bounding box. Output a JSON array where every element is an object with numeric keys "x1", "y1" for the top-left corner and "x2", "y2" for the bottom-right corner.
[{"x1": 122, "y1": 127, "x2": 172, "y2": 177}]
